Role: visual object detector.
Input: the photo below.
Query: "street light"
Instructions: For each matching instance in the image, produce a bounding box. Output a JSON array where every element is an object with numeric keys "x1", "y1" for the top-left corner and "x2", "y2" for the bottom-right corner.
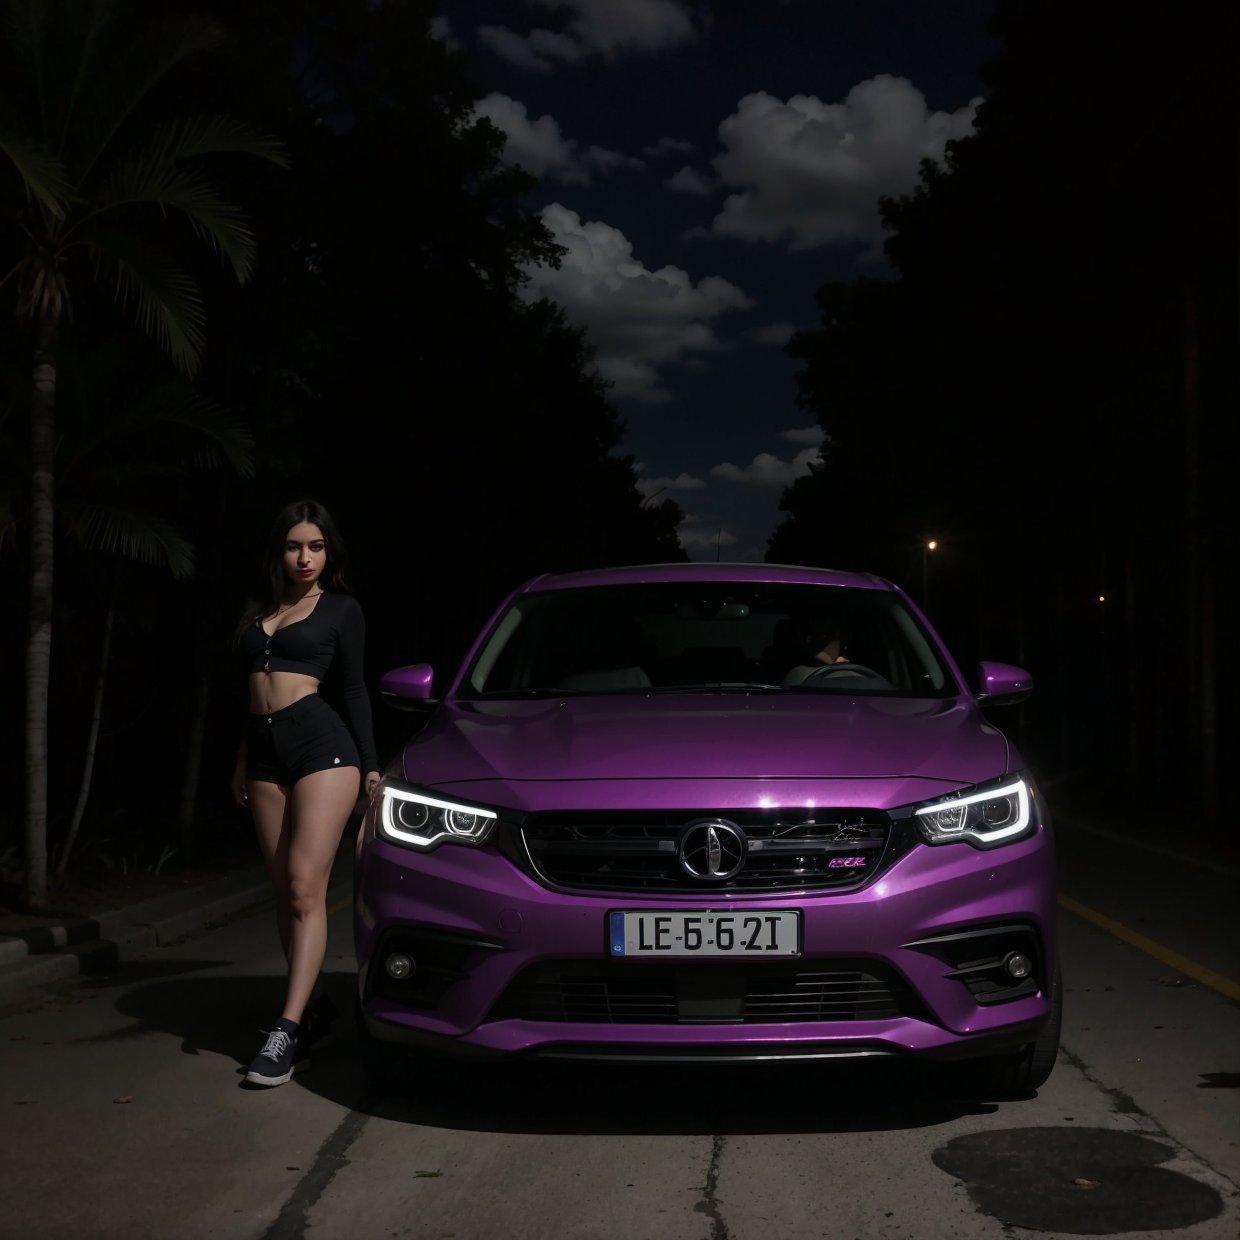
[{"x1": 922, "y1": 539, "x2": 938, "y2": 610}]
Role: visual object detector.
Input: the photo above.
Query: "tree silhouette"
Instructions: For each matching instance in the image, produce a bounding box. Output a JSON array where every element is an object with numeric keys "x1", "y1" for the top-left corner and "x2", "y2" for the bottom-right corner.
[
  {"x1": 769, "y1": 0, "x2": 1235, "y2": 816},
  {"x1": 0, "y1": 0, "x2": 284, "y2": 907}
]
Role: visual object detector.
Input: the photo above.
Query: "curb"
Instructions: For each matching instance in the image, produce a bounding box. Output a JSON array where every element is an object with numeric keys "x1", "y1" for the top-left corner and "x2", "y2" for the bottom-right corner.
[
  {"x1": 0, "y1": 869, "x2": 274, "y2": 1005},
  {"x1": 0, "y1": 916, "x2": 103, "y2": 967}
]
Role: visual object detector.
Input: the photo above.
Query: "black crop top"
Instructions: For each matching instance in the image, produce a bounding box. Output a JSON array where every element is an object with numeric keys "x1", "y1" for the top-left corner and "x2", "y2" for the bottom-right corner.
[{"x1": 240, "y1": 591, "x2": 379, "y2": 773}]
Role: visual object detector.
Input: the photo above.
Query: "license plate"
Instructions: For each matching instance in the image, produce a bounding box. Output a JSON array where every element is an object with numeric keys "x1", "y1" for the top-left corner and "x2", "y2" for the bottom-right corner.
[{"x1": 609, "y1": 910, "x2": 800, "y2": 958}]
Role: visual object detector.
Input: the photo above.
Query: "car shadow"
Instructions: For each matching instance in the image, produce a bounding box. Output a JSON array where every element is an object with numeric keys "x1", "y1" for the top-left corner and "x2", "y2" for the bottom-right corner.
[
  {"x1": 358, "y1": 1055, "x2": 1001, "y2": 1136},
  {"x1": 111, "y1": 969, "x2": 1000, "y2": 1134}
]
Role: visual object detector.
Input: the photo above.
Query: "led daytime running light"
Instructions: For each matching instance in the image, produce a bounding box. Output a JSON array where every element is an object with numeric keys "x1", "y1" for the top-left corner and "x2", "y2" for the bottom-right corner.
[
  {"x1": 379, "y1": 784, "x2": 497, "y2": 850},
  {"x1": 914, "y1": 777, "x2": 1030, "y2": 845}
]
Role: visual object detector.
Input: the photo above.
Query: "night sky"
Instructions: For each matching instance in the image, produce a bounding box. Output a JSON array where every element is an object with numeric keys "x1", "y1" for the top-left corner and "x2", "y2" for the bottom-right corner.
[{"x1": 434, "y1": 0, "x2": 999, "y2": 559}]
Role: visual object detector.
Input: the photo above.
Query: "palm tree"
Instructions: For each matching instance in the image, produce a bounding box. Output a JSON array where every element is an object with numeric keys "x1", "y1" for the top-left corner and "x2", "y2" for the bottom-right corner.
[
  {"x1": 0, "y1": 0, "x2": 285, "y2": 908},
  {"x1": 52, "y1": 372, "x2": 254, "y2": 879}
]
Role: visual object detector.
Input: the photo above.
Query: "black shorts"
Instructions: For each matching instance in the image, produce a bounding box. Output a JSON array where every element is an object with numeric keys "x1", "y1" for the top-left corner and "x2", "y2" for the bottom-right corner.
[{"x1": 245, "y1": 695, "x2": 360, "y2": 786}]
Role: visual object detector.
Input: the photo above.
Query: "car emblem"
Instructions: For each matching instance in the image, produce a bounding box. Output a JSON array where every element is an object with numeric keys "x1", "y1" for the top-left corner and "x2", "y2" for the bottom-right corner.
[{"x1": 677, "y1": 819, "x2": 747, "y2": 880}]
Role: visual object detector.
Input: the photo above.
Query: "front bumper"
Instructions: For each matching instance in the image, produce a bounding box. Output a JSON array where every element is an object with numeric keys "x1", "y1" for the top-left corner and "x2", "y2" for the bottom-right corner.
[{"x1": 354, "y1": 818, "x2": 1057, "y2": 1063}]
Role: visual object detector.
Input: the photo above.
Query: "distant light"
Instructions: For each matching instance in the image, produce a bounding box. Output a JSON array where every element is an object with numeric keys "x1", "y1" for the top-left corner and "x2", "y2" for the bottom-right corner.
[
  {"x1": 927, "y1": 539, "x2": 938, "y2": 552},
  {"x1": 1097, "y1": 594, "x2": 1106, "y2": 603}
]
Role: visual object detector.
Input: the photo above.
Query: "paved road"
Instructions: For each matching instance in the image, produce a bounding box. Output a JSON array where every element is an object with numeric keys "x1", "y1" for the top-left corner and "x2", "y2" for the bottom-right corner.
[{"x1": 1, "y1": 832, "x2": 1236, "y2": 1240}]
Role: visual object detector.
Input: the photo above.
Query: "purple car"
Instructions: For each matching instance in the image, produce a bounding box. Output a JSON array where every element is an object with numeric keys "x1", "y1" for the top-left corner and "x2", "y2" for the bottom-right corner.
[{"x1": 354, "y1": 563, "x2": 1059, "y2": 1095}]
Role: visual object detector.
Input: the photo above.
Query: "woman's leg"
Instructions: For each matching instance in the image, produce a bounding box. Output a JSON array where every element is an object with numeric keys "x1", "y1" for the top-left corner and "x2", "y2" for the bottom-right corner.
[
  {"x1": 248, "y1": 779, "x2": 293, "y2": 957},
  {"x1": 281, "y1": 766, "x2": 360, "y2": 1025}
]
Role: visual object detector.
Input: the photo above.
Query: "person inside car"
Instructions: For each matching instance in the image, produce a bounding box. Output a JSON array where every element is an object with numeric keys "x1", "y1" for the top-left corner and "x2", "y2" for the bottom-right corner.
[{"x1": 782, "y1": 623, "x2": 851, "y2": 685}]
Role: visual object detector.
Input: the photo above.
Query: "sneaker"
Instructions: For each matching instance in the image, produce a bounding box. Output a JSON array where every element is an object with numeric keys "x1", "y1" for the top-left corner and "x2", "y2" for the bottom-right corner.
[
  {"x1": 244, "y1": 1018, "x2": 307, "y2": 1087},
  {"x1": 301, "y1": 994, "x2": 340, "y2": 1051}
]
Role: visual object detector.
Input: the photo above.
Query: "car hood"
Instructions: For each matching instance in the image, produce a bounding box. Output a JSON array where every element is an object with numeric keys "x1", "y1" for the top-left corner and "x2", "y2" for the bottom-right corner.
[{"x1": 401, "y1": 693, "x2": 1010, "y2": 788}]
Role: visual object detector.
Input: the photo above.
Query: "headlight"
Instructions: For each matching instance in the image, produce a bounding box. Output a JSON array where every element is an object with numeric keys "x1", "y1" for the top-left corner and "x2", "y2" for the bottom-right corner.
[
  {"x1": 377, "y1": 780, "x2": 498, "y2": 851},
  {"x1": 913, "y1": 776, "x2": 1035, "y2": 849}
]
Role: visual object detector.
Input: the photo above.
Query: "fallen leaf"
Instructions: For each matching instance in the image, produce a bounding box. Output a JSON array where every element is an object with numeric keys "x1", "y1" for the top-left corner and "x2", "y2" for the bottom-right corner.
[
  {"x1": 1071, "y1": 1177, "x2": 1101, "y2": 1189},
  {"x1": 112, "y1": 1095, "x2": 134, "y2": 1104},
  {"x1": 414, "y1": 1171, "x2": 443, "y2": 1178}
]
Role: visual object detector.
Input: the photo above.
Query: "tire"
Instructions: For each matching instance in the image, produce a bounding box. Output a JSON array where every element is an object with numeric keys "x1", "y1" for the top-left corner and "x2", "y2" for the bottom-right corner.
[{"x1": 964, "y1": 958, "x2": 1063, "y2": 1099}]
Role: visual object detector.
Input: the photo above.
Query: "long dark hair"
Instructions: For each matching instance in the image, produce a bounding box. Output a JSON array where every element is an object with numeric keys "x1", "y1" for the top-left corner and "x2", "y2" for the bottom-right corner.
[{"x1": 235, "y1": 499, "x2": 352, "y2": 640}]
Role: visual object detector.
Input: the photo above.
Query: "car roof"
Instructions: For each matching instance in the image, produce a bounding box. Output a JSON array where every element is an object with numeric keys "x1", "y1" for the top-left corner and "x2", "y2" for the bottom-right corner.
[{"x1": 518, "y1": 563, "x2": 895, "y2": 594}]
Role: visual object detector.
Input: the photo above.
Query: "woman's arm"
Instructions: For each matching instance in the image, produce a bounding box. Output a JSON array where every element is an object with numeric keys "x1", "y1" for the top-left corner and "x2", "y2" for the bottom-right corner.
[{"x1": 334, "y1": 596, "x2": 381, "y2": 787}]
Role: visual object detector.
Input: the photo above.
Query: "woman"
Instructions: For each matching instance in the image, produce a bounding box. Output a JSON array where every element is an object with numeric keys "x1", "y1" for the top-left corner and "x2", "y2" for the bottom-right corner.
[{"x1": 232, "y1": 499, "x2": 381, "y2": 1086}]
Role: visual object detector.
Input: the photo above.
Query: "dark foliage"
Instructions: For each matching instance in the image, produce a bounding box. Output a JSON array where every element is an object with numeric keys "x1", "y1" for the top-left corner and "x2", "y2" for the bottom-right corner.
[
  {"x1": 0, "y1": 0, "x2": 684, "y2": 872},
  {"x1": 769, "y1": 0, "x2": 1235, "y2": 817}
]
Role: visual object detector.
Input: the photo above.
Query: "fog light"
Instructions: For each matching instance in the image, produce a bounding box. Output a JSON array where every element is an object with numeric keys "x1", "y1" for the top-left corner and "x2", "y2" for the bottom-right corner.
[
  {"x1": 385, "y1": 952, "x2": 415, "y2": 980},
  {"x1": 1004, "y1": 951, "x2": 1032, "y2": 980}
]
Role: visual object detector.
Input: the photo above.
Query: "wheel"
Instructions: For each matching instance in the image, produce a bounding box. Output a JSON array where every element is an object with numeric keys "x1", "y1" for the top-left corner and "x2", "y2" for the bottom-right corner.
[{"x1": 964, "y1": 960, "x2": 1063, "y2": 1098}]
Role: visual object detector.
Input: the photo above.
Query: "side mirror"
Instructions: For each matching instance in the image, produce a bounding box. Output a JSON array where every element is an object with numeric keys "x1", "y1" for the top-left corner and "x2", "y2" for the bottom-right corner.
[
  {"x1": 380, "y1": 663, "x2": 436, "y2": 711},
  {"x1": 974, "y1": 660, "x2": 1032, "y2": 706}
]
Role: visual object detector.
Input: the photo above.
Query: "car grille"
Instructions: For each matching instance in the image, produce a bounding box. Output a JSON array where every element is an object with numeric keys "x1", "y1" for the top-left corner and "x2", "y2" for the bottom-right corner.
[
  {"x1": 489, "y1": 960, "x2": 921, "y2": 1024},
  {"x1": 516, "y1": 810, "x2": 893, "y2": 893}
]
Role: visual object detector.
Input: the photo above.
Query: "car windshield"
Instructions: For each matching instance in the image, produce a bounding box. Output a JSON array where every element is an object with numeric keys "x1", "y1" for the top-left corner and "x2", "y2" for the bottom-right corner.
[{"x1": 462, "y1": 582, "x2": 954, "y2": 698}]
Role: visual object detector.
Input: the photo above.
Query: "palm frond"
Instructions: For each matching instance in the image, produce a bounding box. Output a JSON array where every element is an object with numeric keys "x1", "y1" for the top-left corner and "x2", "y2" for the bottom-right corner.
[
  {"x1": 82, "y1": 227, "x2": 205, "y2": 374},
  {"x1": 0, "y1": 129, "x2": 70, "y2": 218},
  {"x1": 66, "y1": 386, "x2": 255, "y2": 480},
  {"x1": 164, "y1": 114, "x2": 289, "y2": 170},
  {"x1": 67, "y1": 460, "x2": 187, "y2": 492},
  {"x1": 59, "y1": 501, "x2": 196, "y2": 580},
  {"x1": 134, "y1": 395, "x2": 256, "y2": 479},
  {"x1": 90, "y1": 161, "x2": 255, "y2": 282},
  {"x1": 87, "y1": 116, "x2": 288, "y2": 282},
  {"x1": 69, "y1": 11, "x2": 225, "y2": 184},
  {"x1": 56, "y1": 0, "x2": 112, "y2": 155}
]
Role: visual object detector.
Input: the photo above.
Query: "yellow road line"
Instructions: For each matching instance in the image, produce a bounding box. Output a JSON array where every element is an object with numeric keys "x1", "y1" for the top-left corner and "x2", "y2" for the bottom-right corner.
[
  {"x1": 327, "y1": 894, "x2": 352, "y2": 916},
  {"x1": 1059, "y1": 893, "x2": 1240, "y2": 1002}
]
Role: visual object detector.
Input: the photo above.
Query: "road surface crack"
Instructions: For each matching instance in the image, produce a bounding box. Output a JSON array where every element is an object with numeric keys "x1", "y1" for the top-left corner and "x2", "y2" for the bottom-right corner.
[
  {"x1": 695, "y1": 1132, "x2": 729, "y2": 1240},
  {"x1": 262, "y1": 1108, "x2": 369, "y2": 1239}
]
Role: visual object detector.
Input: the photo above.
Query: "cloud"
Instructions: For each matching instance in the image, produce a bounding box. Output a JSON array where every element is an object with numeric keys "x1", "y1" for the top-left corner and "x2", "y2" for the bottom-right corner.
[
  {"x1": 666, "y1": 165, "x2": 712, "y2": 195},
  {"x1": 677, "y1": 515, "x2": 739, "y2": 553},
  {"x1": 475, "y1": 94, "x2": 575, "y2": 177},
  {"x1": 780, "y1": 425, "x2": 825, "y2": 445},
  {"x1": 475, "y1": 95, "x2": 643, "y2": 183},
  {"x1": 711, "y1": 445, "x2": 820, "y2": 486},
  {"x1": 643, "y1": 136, "x2": 694, "y2": 159},
  {"x1": 428, "y1": 16, "x2": 462, "y2": 52},
  {"x1": 480, "y1": 0, "x2": 696, "y2": 71},
  {"x1": 584, "y1": 145, "x2": 646, "y2": 176},
  {"x1": 523, "y1": 203, "x2": 752, "y2": 402},
  {"x1": 709, "y1": 76, "x2": 980, "y2": 249},
  {"x1": 755, "y1": 321, "x2": 797, "y2": 345},
  {"x1": 477, "y1": 25, "x2": 581, "y2": 72},
  {"x1": 636, "y1": 472, "x2": 707, "y2": 499}
]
